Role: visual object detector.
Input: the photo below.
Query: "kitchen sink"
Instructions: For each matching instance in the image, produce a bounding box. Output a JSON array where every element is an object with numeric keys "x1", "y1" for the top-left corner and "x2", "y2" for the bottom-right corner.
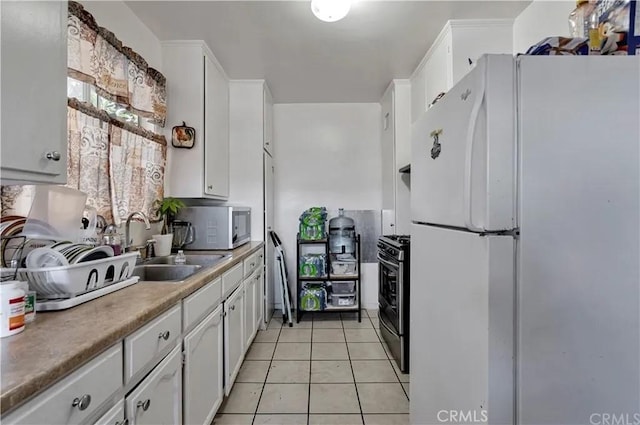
[
  {"x1": 132, "y1": 253, "x2": 232, "y2": 282},
  {"x1": 145, "y1": 254, "x2": 231, "y2": 267},
  {"x1": 132, "y1": 264, "x2": 202, "y2": 282}
]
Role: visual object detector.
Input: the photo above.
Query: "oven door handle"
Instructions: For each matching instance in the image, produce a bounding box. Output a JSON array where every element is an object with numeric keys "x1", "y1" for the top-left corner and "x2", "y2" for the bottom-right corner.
[
  {"x1": 377, "y1": 253, "x2": 404, "y2": 335},
  {"x1": 379, "y1": 311, "x2": 400, "y2": 337},
  {"x1": 377, "y1": 254, "x2": 399, "y2": 270}
]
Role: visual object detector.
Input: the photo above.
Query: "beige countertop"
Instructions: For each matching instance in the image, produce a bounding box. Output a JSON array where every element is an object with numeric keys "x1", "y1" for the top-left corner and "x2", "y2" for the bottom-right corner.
[{"x1": 0, "y1": 241, "x2": 264, "y2": 415}]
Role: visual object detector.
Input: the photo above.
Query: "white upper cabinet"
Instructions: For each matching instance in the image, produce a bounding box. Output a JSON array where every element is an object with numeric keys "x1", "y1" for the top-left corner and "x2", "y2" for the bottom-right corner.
[
  {"x1": 380, "y1": 80, "x2": 411, "y2": 235},
  {"x1": 0, "y1": 0, "x2": 68, "y2": 184},
  {"x1": 410, "y1": 19, "x2": 513, "y2": 123},
  {"x1": 204, "y1": 54, "x2": 230, "y2": 198},
  {"x1": 263, "y1": 85, "x2": 274, "y2": 155},
  {"x1": 162, "y1": 41, "x2": 229, "y2": 199}
]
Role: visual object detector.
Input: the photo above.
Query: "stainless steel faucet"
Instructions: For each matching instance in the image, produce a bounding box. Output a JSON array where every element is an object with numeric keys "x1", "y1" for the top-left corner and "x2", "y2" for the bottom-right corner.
[{"x1": 124, "y1": 211, "x2": 151, "y2": 252}]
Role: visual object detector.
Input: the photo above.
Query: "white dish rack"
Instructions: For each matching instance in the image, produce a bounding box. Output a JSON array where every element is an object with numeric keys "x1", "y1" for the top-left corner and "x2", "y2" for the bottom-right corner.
[{"x1": 4, "y1": 252, "x2": 139, "y2": 299}]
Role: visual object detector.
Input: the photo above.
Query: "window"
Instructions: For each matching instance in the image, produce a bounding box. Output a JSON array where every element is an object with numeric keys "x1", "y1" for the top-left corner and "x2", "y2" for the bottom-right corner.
[{"x1": 66, "y1": 77, "x2": 158, "y2": 132}]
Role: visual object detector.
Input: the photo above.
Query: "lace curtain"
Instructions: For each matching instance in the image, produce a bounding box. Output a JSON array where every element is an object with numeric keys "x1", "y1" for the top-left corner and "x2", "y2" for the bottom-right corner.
[
  {"x1": 67, "y1": 1, "x2": 167, "y2": 126},
  {"x1": 65, "y1": 100, "x2": 166, "y2": 226},
  {"x1": 1, "y1": 2, "x2": 168, "y2": 223}
]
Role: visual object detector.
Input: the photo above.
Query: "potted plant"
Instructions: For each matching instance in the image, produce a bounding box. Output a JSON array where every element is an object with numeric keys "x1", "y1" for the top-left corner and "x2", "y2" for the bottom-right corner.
[
  {"x1": 156, "y1": 197, "x2": 186, "y2": 234},
  {"x1": 153, "y1": 197, "x2": 185, "y2": 256}
]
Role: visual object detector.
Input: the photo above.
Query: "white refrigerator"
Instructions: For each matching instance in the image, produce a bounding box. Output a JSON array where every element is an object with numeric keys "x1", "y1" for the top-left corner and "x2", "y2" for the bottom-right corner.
[{"x1": 410, "y1": 54, "x2": 639, "y2": 425}]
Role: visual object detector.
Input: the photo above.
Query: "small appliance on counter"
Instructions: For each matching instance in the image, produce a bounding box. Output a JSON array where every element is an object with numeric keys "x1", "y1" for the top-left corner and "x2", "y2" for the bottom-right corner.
[
  {"x1": 176, "y1": 206, "x2": 250, "y2": 250},
  {"x1": 170, "y1": 220, "x2": 194, "y2": 250}
]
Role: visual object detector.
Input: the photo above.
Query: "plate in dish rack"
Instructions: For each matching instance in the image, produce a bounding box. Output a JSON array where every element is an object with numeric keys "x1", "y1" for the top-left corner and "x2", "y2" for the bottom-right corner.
[
  {"x1": 74, "y1": 245, "x2": 114, "y2": 264},
  {"x1": 26, "y1": 248, "x2": 69, "y2": 269}
]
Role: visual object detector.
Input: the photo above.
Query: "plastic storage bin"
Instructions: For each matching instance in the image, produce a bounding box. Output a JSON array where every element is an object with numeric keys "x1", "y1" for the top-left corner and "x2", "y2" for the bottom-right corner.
[
  {"x1": 331, "y1": 293, "x2": 356, "y2": 307},
  {"x1": 331, "y1": 281, "x2": 355, "y2": 294}
]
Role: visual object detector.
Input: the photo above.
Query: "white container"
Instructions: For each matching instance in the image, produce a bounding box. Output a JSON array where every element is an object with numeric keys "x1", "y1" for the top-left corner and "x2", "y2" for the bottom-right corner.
[
  {"x1": 331, "y1": 293, "x2": 356, "y2": 307},
  {"x1": 331, "y1": 281, "x2": 356, "y2": 294},
  {"x1": 153, "y1": 234, "x2": 173, "y2": 257},
  {"x1": 0, "y1": 281, "x2": 25, "y2": 337},
  {"x1": 23, "y1": 185, "x2": 87, "y2": 241}
]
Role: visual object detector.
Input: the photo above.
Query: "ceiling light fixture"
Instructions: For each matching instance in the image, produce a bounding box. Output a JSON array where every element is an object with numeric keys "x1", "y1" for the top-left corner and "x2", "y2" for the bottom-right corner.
[{"x1": 311, "y1": 0, "x2": 351, "y2": 23}]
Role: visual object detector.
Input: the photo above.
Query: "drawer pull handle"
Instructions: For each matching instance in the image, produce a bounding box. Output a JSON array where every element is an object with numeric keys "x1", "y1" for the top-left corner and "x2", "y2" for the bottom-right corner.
[
  {"x1": 158, "y1": 330, "x2": 170, "y2": 340},
  {"x1": 46, "y1": 151, "x2": 61, "y2": 161},
  {"x1": 71, "y1": 394, "x2": 91, "y2": 411},
  {"x1": 137, "y1": 399, "x2": 151, "y2": 411}
]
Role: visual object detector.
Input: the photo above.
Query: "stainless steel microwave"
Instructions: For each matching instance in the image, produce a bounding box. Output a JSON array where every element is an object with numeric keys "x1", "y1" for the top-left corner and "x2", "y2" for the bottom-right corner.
[{"x1": 176, "y1": 206, "x2": 251, "y2": 250}]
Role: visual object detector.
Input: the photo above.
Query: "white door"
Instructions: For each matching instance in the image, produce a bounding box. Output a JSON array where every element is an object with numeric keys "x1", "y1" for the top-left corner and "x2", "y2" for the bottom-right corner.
[
  {"x1": 381, "y1": 86, "x2": 396, "y2": 234},
  {"x1": 263, "y1": 86, "x2": 274, "y2": 155},
  {"x1": 411, "y1": 54, "x2": 515, "y2": 232},
  {"x1": 410, "y1": 223, "x2": 514, "y2": 425},
  {"x1": 224, "y1": 285, "x2": 244, "y2": 395},
  {"x1": 264, "y1": 152, "x2": 275, "y2": 323},
  {"x1": 255, "y1": 268, "x2": 264, "y2": 332},
  {"x1": 243, "y1": 275, "x2": 256, "y2": 349},
  {"x1": 183, "y1": 305, "x2": 224, "y2": 425},
  {"x1": 204, "y1": 53, "x2": 229, "y2": 199},
  {"x1": 126, "y1": 346, "x2": 182, "y2": 425},
  {"x1": 1, "y1": 1, "x2": 67, "y2": 184},
  {"x1": 517, "y1": 56, "x2": 640, "y2": 425}
]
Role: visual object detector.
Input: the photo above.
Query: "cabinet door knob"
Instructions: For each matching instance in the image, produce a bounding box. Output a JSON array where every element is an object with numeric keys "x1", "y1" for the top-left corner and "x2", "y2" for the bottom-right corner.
[
  {"x1": 158, "y1": 330, "x2": 170, "y2": 340},
  {"x1": 45, "y1": 151, "x2": 61, "y2": 161},
  {"x1": 115, "y1": 419, "x2": 129, "y2": 425},
  {"x1": 71, "y1": 394, "x2": 91, "y2": 411},
  {"x1": 230, "y1": 305, "x2": 236, "y2": 311},
  {"x1": 207, "y1": 185, "x2": 213, "y2": 190},
  {"x1": 137, "y1": 399, "x2": 151, "y2": 411}
]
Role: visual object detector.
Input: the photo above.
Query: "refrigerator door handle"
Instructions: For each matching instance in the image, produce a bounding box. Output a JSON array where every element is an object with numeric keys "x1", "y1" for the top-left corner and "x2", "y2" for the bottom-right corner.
[{"x1": 463, "y1": 59, "x2": 487, "y2": 233}]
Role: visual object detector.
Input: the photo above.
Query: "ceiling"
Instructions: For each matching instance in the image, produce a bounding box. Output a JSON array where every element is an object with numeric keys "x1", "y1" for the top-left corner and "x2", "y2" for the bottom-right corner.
[{"x1": 126, "y1": 1, "x2": 529, "y2": 103}]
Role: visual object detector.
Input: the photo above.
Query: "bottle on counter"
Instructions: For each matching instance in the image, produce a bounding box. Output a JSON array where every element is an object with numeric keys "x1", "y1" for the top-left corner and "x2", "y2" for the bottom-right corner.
[
  {"x1": 175, "y1": 250, "x2": 187, "y2": 265},
  {"x1": 569, "y1": 0, "x2": 595, "y2": 38},
  {"x1": 587, "y1": 1, "x2": 601, "y2": 55},
  {"x1": 102, "y1": 225, "x2": 123, "y2": 256},
  {"x1": 0, "y1": 281, "x2": 25, "y2": 338}
]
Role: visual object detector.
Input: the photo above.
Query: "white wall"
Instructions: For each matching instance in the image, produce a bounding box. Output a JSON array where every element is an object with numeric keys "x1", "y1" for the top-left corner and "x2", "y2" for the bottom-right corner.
[
  {"x1": 513, "y1": 0, "x2": 575, "y2": 54},
  {"x1": 79, "y1": 1, "x2": 162, "y2": 71},
  {"x1": 274, "y1": 103, "x2": 382, "y2": 310}
]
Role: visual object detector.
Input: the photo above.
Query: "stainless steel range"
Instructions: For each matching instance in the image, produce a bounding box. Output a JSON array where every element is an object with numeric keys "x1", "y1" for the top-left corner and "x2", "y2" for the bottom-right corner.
[{"x1": 377, "y1": 234, "x2": 410, "y2": 373}]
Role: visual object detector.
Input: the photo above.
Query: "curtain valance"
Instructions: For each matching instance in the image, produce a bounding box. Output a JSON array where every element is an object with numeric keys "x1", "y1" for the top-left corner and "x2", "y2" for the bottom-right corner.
[{"x1": 67, "y1": 1, "x2": 167, "y2": 128}]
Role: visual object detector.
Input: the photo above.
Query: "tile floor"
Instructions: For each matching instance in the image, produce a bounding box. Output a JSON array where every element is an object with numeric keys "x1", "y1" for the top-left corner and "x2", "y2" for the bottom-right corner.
[{"x1": 214, "y1": 310, "x2": 410, "y2": 425}]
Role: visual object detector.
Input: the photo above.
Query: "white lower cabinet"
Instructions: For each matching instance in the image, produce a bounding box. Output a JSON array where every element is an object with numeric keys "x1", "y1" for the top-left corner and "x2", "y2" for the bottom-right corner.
[
  {"x1": 126, "y1": 345, "x2": 182, "y2": 425},
  {"x1": 94, "y1": 399, "x2": 125, "y2": 425},
  {"x1": 3, "y1": 344, "x2": 123, "y2": 425},
  {"x1": 244, "y1": 268, "x2": 263, "y2": 349},
  {"x1": 243, "y1": 273, "x2": 256, "y2": 349},
  {"x1": 255, "y1": 267, "x2": 264, "y2": 332},
  {"x1": 224, "y1": 285, "x2": 244, "y2": 395},
  {"x1": 183, "y1": 305, "x2": 224, "y2": 425}
]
